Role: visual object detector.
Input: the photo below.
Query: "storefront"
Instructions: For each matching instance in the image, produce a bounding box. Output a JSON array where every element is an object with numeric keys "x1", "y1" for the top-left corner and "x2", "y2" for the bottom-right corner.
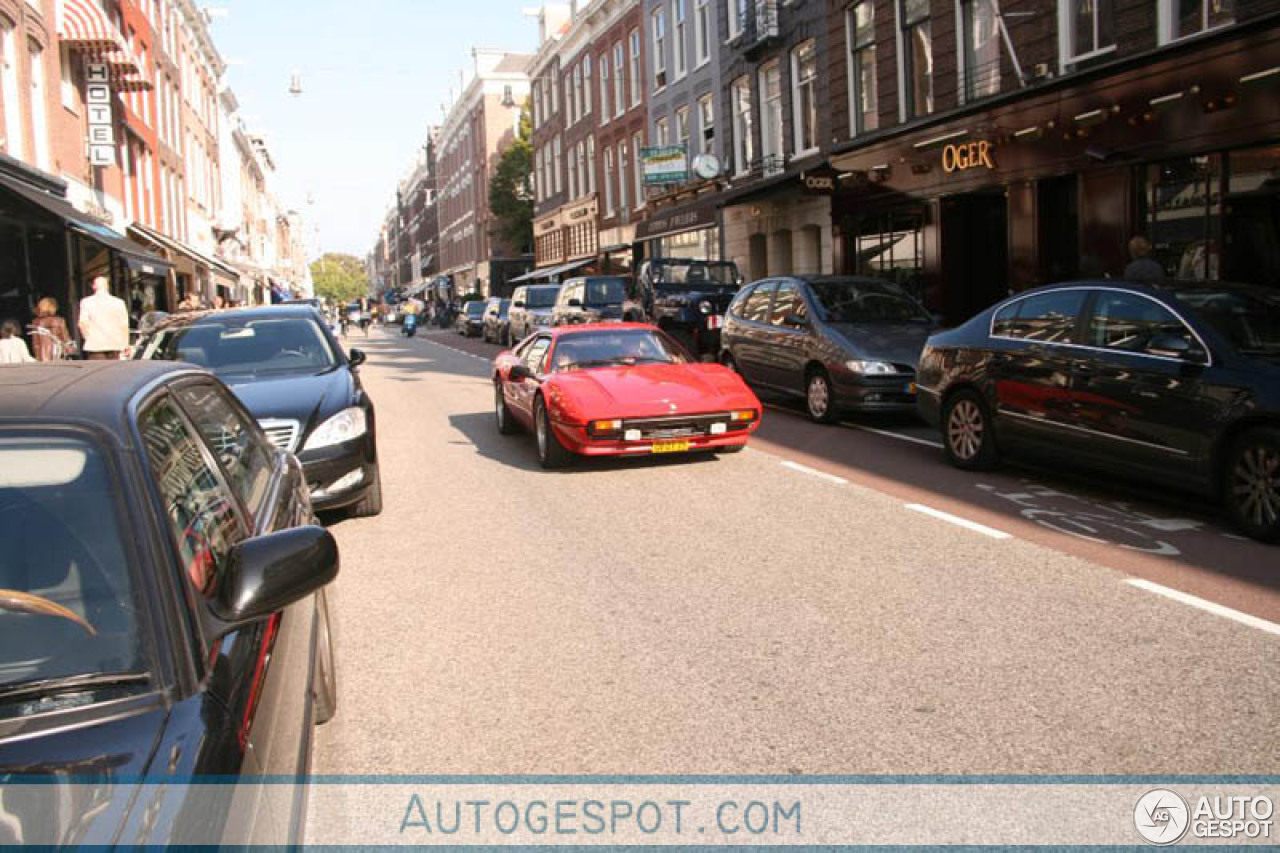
[
  {"x1": 0, "y1": 162, "x2": 171, "y2": 342},
  {"x1": 721, "y1": 179, "x2": 834, "y2": 282},
  {"x1": 635, "y1": 199, "x2": 722, "y2": 263},
  {"x1": 522, "y1": 197, "x2": 601, "y2": 284},
  {"x1": 129, "y1": 222, "x2": 242, "y2": 310},
  {"x1": 828, "y1": 23, "x2": 1280, "y2": 325},
  {"x1": 597, "y1": 224, "x2": 638, "y2": 275}
]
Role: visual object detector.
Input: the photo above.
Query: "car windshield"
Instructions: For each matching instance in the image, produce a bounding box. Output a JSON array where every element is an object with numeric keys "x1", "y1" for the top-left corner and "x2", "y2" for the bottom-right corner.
[
  {"x1": 526, "y1": 287, "x2": 560, "y2": 308},
  {"x1": 808, "y1": 280, "x2": 931, "y2": 324},
  {"x1": 551, "y1": 330, "x2": 687, "y2": 371},
  {"x1": 465, "y1": 302, "x2": 486, "y2": 316},
  {"x1": 1172, "y1": 287, "x2": 1280, "y2": 354},
  {"x1": 650, "y1": 261, "x2": 740, "y2": 287},
  {"x1": 139, "y1": 316, "x2": 338, "y2": 376},
  {"x1": 0, "y1": 434, "x2": 145, "y2": 715},
  {"x1": 584, "y1": 279, "x2": 628, "y2": 305}
]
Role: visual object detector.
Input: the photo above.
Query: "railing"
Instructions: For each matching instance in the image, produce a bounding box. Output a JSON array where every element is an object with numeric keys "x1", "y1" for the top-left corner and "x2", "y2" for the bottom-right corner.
[{"x1": 738, "y1": 0, "x2": 780, "y2": 46}]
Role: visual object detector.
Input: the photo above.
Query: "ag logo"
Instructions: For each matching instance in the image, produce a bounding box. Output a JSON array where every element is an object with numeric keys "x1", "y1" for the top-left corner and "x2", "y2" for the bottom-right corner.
[{"x1": 1135, "y1": 789, "x2": 1190, "y2": 845}]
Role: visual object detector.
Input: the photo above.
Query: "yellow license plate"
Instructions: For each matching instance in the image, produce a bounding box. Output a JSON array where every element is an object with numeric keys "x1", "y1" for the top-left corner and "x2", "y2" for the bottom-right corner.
[{"x1": 651, "y1": 440, "x2": 691, "y2": 454}]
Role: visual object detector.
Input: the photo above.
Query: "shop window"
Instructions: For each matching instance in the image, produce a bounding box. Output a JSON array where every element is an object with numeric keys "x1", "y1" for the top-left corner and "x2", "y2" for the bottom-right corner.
[
  {"x1": 846, "y1": 1, "x2": 878, "y2": 136},
  {"x1": 846, "y1": 210, "x2": 926, "y2": 300},
  {"x1": 1159, "y1": 0, "x2": 1233, "y2": 43},
  {"x1": 899, "y1": 0, "x2": 933, "y2": 119},
  {"x1": 1222, "y1": 146, "x2": 1280, "y2": 286},
  {"x1": 1142, "y1": 155, "x2": 1221, "y2": 281},
  {"x1": 961, "y1": 0, "x2": 1001, "y2": 100}
]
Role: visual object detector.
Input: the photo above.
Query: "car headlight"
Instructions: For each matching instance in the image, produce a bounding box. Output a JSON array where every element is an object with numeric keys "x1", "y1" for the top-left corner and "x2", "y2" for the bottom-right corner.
[
  {"x1": 303, "y1": 407, "x2": 368, "y2": 451},
  {"x1": 698, "y1": 300, "x2": 713, "y2": 315},
  {"x1": 846, "y1": 360, "x2": 897, "y2": 375}
]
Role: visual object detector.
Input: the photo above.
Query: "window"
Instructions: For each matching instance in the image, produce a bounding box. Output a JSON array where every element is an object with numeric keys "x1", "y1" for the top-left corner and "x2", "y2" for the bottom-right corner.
[
  {"x1": 586, "y1": 138, "x2": 596, "y2": 194},
  {"x1": 1160, "y1": 0, "x2": 1233, "y2": 42},
  {"x1": 28, "y1": 41, "x2": 49, "y2": 171},
  {"x1": 140, "y1": 398, "x2": 245, "y2": 599},
  {"x1": 553, "y1": 135, "x2": 563, "y2": 194},
  {"x1": 847, "y1": 209, "x2": 925, "y2": 298},
  {"x1": 1, "y1": 22, "x2": 24, "y2": 161},
  {"x1": 632, "y1": 130, "x2": 645, "y2": 209},
  {"x1": 569, "y1": 144, "x2": 579, "y2": 198},
  {"x1": 961, "y1": 0, "x2": 1001, "y2": 99},
  {"x1": 676, "y1": 105, "x2": 690, "y2": 151},
  {"x1": 791, "y1": 40, "x2": 818, "y2": 155},
  {"x1": 673, "y1": 0, "x2": 688, "y2": 80},
  {"x1": 572, "y1": 65, "x2": 582, "y2": 123},
  {"x1": 618, "y1": 139, "x2": 630, "y2": 212},
  {"x1": 991, "y1": 290, "x2": 1086, "y2": 343},
  {"x1": 652, "y1": 7, "x2": 668, "y2": 89},
  {"x1": 583, "y1": 55, "x2": 592, "y2": 116},
  {"x1": 698, "y1": 93, "x2": 715, "y2": 154},
  {"x1": 769, "y1": 282, "x2": 806, "y2": 326},
  {"x1": 1085, "y1": 291, "x2": 1193, "y2": 353},
  {"x1": 552, "y1": 71, "x2": 560, "y2": 113},
  {"x1": 743, "y1": 282, "x2": 777, "y2": 323},
  {"x1": 731, "y1": 76, "x2": 754, "y2": 175},
  {"x1": 532, "y1": 80, "x2": 542, "y2": 127},
  {"x1": 695, "y1": 0, "x2": 711, "y2": 65},
  {"x1": 600, "y1": 53, "x2": 611, "y2": 122},
  {"x1": 656, "y1": 116, "x2": 670, "y2": 146},
  {"x1": 1060, "y1": 0, "x2": 1114, "y2": 64},
  {"x1": 846, "y1": 3, "x2": 878, "y2": 135},
  {"x1": 175, "y1": 383, "x2": 274, "y2": 518},
  {"x1": 901, "y1": 0, "x2": 933, "y2": 118},
  {"x1": 1143, "y1": 155, "x2": 1221, "y2": 280},
  {"x1": 759, "y1": 61, "x2": 784, "y2": 174},
  {"x1": 524, "y1": 337, "x2": 552, "y2": 373},
  {"x1": 59, "y1": 45, "x2": 76, "y2": 110},
  {"x1": 727, "y1": 0, "x2": 747, "y2": 39},
  {"x1": 604, "y1": 146, "x2": 616, "y2": 215},
  {"x1": 613, "y1": 43, "x2": 625, "y2": 117},
  {"x1": 629, "y1": 29, "x2": 642, "y2": 106}
]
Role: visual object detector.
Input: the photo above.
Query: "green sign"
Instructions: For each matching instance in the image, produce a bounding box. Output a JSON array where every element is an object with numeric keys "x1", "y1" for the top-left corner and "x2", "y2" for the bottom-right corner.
[{"x1": 641, "y1": 145, "x2": 690, "y2": 185}]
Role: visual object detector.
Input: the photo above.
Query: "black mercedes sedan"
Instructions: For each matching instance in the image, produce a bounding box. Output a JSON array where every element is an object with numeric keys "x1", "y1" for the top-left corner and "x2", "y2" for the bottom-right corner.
[
  {"x1": 135, "y1": 305, "x2": 381, "y2": 517},
  {"x1": 917, "y1": 280, "x2": 1280, "y2": 542},
  {"x1": 720, "y1": 276, "x2": 934, "y2": 422},
  {"x1": 0, "y1": 362, "x2": 338, "y2": 844}
]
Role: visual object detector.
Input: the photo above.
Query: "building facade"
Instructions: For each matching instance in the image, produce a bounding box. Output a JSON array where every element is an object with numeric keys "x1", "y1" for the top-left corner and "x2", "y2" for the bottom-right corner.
[{"x1": 592, "y1": 0, "x2": 647, "y2": 272}]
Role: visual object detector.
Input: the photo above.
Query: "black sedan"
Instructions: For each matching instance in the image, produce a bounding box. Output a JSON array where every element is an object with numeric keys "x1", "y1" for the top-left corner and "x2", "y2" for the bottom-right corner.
[
  {"x1": 720, "y1": 276, "x2": 934, "y2": 422},
  {"x1": 135, "y1": 305, "x2": 381, "y2": 517},
  {"x1": 0, "y1": 362, "x2": 338, "y2": 843},
  {"x1": 917, "y1": 280, "x2": 1280, "y2": 541}
]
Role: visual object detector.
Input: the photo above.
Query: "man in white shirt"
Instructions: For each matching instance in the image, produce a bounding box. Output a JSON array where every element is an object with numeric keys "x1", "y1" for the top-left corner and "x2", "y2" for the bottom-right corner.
[{"x1": 78, "y1": 276, "x2": 130, "y2": 360}]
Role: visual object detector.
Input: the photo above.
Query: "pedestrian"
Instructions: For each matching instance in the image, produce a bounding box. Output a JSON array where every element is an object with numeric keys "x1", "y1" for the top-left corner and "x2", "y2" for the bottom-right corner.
[
  {"x1": 212, "y1": 294, "x2": 226, "y2": 310},
  {"x1": 0, "y1": 318, "x2": 35, "y2": 364},
  {"x1": 177, "y1": 291, "x2": 200, "y2": 312},
  {"x1": 30, "y1": 297, "x2": 73, "y2": 361},
  {"x1": 1123, "y1": 236, "x2": 1165, "y2": 284},
  {"x1": 78, "y1": 275, "x2": 131, "y2": 360}
]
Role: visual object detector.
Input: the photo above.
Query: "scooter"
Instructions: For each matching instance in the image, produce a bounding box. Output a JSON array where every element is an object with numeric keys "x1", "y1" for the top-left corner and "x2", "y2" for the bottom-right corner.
[{"x1": 402, "y1": 312, "x2": 418, "y2": 337}]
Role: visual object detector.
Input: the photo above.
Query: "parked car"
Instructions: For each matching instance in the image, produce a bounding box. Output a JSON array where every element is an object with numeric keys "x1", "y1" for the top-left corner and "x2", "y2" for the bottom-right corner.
[
  {"x1": 550, "y1": 276, "x2": 631, "y2": 326},
  {"x1": 133, "y1": 305, "x2": 382, "y2": 517},
  {"x1": 634, "y1": 258, "x2": 744, "y2": 358},
  {"x1": 507, "y1": 284, "x2": 561, "y2": 343},
  {"x1": 456, "y1": 300, "x2": 486, "y2": 337},
  {"x1": 916, "y1": 280, "x2": 1280, "y2": 542},
  {"x1": 492, "y1": 323, "x2": 762, "y2": 468},
  {"x1": 720, "y1": 276, "x2": 935, "y2": 422},
  {"x1": 0, "y1": 361, "x2": 338, "y2": 844},
  {"x1": 481, "y1": 297, "x2": 511, "y2": 345}
]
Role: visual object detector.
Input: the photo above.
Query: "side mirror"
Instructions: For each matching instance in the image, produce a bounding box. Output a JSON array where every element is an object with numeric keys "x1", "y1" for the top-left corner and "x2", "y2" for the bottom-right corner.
[
  {"x1": 206, "y1": 526, "x2": 338, "y2": 636},
  {"x1": 784, "y1": 313, "x2": 809, "y2": 328},
  {"x1": 509, "y1": 363, "x2": 536, "y2": 382},
  {"x1": 348, "y1": 349, "x2": 367, "y2": 368},
  {"x1": 1147, "y1": 334, "x2": 1203, "y2": 362},
  {"x1": 568, "y1": 298, "x2": 582, "y2": 308},
  {"x1": 514, "y1": 300, "x2": 526, "y2": 308}
]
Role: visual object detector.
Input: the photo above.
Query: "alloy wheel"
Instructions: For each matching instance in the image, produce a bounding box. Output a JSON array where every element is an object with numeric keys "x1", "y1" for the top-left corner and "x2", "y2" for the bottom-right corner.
[
  {"x1": 1232, "y1": 443, "x2": 1280, "y2": 529},
  {"x1": 947, "y1": 399, "x2": 985, "y2": 462},
  {"x1": 536, "y1": 404, "x2": 548, "y2": 458},
  {"x1": 807, "y1": 375, "x2": 830, "y2": 419}
]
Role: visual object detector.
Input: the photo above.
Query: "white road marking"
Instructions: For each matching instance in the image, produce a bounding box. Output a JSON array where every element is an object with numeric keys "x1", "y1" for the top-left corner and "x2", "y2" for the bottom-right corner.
[
  {"x1": 781, "y1": 460, "x2": 848, "y2": 486},
  {"x1": 1125, "y1": 578, "x2": 1280, "y2": 637},
  {"x1": 841, "y1": 422, "x2": 945, "y2": 449},
  {"x1": 904, "y1": 503, "x2": 1013, "y2": 540}
]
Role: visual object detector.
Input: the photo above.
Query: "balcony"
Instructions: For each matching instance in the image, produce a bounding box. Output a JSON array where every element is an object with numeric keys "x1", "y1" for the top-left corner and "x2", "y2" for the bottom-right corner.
[{"x1": 739, "y1": 0, "x2": 781, "y2": 59}]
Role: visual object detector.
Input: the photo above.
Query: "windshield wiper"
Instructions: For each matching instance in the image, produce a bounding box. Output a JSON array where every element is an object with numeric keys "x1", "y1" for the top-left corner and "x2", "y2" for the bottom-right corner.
[{"x1": 0, "y1": 672, "x2": 150, "y2": 703}]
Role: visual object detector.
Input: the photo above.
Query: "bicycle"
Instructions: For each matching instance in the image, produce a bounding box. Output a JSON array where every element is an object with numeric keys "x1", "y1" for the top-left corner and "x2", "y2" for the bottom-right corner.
[{"x1": 27, "y1": 325, "x2": 76, "y2": 361}]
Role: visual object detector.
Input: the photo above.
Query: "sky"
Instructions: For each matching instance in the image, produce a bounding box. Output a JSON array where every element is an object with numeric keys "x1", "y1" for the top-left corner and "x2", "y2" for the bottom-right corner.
[{"x1": 211, "y1": 0, "x2": 541, "y2": 259}]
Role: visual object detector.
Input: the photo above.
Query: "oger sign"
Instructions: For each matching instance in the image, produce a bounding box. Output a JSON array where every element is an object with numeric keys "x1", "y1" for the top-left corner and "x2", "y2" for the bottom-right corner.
[{"x1": 941, "y1": 141, "x2": 995, "y2": 173}]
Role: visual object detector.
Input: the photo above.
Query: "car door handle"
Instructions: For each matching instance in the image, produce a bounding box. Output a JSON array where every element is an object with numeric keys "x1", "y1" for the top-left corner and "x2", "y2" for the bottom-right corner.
[{"x1": 1072, "y1": 360, "x2": 1096, "y2": 376}]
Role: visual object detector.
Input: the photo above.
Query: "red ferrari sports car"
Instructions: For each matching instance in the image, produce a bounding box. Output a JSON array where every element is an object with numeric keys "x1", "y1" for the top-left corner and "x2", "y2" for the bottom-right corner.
[{"x1": 492, "y1": 323, "x2": 762, "y2": 468}]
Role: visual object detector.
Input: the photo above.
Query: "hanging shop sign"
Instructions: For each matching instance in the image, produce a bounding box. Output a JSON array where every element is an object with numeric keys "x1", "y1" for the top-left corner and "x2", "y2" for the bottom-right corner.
[
  {"x1": 942, "y1": 141, "x2": 996, "y2": 173},
  {"x1": 800, "y1": 165, "x2": 839, "y2": 195},
  {"x1": 642, "y1": 145, "x2": 690, "y2": 185},
  {"x1": 86, "y1": 64, "x2": 115, "y2": 167}
]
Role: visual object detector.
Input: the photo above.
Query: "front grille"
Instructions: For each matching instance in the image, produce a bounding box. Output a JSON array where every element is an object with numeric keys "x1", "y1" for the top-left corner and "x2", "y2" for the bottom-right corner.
[
  {"x1": 616, "y1": 412, "x2": 747, "y2": 440},
  {"x1": 258, "y1": 419, "x2": 301, "y2": 452}
]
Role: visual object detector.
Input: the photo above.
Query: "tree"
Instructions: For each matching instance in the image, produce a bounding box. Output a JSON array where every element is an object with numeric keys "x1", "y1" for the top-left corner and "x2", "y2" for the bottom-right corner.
[
  {"x1": 489, "y1": 100, "x2": 534, "y2": 256},
  {"x1": 310, "y1": 253, "x2": 369, "y2": 304}
]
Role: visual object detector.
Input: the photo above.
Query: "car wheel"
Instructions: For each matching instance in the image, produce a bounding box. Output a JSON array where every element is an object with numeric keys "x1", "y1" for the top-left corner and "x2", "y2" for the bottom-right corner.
[
  {"x1": 312, "y1": 588, "x2": 337, "y2": 725},
  {"x1": 805, "y1": 369, "x2": 838, "y2": 424},
  {"x1": 495, "y1": 383, "x2": 517, "y2": 435},
  {"x1": 942, "y1": 390, "x2": 1000, "y2": 471},
  {"x1": 534, "y1": 395, "x2": 573, "y2": 469},
  {"x1": 1224, "y1": 427, "x2": 1280, "y2": 542},
  {"x1": 348, "y1": 465, "x2": 384, "y2": 517}
]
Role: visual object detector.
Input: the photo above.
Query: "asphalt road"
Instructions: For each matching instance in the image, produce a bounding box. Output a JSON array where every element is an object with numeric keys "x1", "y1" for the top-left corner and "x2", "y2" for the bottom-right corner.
[{"x1": 311, "y1": 326, "x2": 1279, "y2": 783}]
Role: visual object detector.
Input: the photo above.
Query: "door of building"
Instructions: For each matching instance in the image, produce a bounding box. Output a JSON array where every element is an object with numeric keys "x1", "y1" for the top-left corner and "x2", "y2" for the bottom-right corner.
[
  {"x1": 941, "y1": 191, "x2": 1008, "y2": 326},
  {"x1": 1038, "y1": 175, "x2": 1079, "y2": 284}
]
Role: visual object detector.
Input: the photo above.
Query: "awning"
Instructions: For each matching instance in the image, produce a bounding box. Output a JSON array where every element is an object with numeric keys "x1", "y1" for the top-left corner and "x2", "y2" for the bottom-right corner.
[
  {"x1": 57, "y1": 0, "x2": 125, "y2": 50},
  {"x1": 0, "y1": 170, "x2": 172, "y2": 275},
  {"x1": 128, "y1": 222, "x2": 238, "y2": 286},
  {"x1": 508, "y1": 258, "x2": 592, "y2": 284}
]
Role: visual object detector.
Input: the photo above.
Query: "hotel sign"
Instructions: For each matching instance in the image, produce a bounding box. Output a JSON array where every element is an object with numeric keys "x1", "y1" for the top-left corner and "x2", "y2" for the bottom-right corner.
[
  {"x1": 86, "y1": 64, "x2": 115, "y2": 167},
  {"x1": 942, "y1": 141, "x2": 996, "y2": 173}
]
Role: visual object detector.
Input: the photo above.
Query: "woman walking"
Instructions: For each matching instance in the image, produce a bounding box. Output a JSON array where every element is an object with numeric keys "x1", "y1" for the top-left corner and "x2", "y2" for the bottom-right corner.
[{"x1": 29, "y1": 297, "x2": 73, "y2": 361}]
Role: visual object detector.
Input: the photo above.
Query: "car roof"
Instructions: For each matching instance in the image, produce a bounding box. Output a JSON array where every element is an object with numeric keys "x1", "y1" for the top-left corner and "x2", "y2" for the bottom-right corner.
[
  {"x1": 0, "y1": 361, "x2": 204, "y2": 439},
  {"x1": 142, "y1": 304, "x2": 325, "y2": 334},
  {"x1": 548, "y1": 323, "x2": 657, "y2": 338}
]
